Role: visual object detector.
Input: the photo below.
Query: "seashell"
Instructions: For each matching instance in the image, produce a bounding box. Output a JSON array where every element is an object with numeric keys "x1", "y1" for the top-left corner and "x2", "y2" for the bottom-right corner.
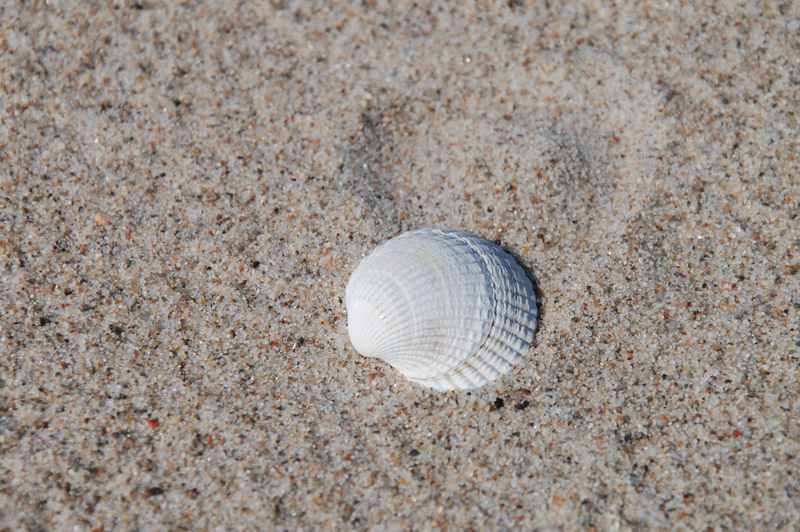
[{"x1": 346, "y1": 228, "x2": 538, "y2": 391}]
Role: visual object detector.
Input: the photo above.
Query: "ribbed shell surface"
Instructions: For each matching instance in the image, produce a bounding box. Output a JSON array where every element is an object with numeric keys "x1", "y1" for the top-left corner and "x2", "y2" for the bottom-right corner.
[{"x1": 346, "y1": 229, "x2": 538, "y2": 391}]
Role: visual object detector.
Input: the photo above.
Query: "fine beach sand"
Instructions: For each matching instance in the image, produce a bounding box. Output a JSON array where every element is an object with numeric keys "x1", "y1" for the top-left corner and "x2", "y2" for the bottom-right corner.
[{"x1": 2, "y1": 2, "x2": 799, "y2": 529}]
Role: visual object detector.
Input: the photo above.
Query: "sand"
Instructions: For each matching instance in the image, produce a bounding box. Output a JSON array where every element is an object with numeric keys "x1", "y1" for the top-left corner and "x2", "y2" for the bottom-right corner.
[{"x1": 1, "y1": 1, "x2": 799, "y2": 530}]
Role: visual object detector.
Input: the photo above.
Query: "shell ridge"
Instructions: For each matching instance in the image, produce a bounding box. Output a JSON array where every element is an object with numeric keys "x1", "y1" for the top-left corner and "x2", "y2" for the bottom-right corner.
[
  {"x1": 412, "y1": 338, "x2": 515, "y2": 386},
  {"x1": 358, "y1": 244, "x2": 444, "y2": 355},
  {"x1": 408, "y1": 230, "x2": 496, "y2": 373},
  {"x1": 414, "y1": 231, "x2": 535, "y2": 387},
  {"x1": 457, "y1": 351, "x2": 503, "y2": 380},
  {"x1": 410, "y1": 230, "x2": 503, "y2": 385},
  {"x1": 490, "y1": 319, "x2": 537, "y2": 344},
  {"x1": 378, "y1": 230, "x2": 495, "y2": 377},
  {"x1": 481, "y1": 340, "x2": 522, "y2": 368},
  {"x1": 363, "y1": 236, "x2": 474, "y2": 357},
  {"x1": 366, "y1": 256, "x2": 481, "y2": 360}
]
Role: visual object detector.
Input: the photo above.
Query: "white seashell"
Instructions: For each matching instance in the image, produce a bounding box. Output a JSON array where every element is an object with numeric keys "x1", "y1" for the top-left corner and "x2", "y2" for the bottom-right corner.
[{"x1": 346, "y1": 228, "x2": 538, "y2": 391}]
